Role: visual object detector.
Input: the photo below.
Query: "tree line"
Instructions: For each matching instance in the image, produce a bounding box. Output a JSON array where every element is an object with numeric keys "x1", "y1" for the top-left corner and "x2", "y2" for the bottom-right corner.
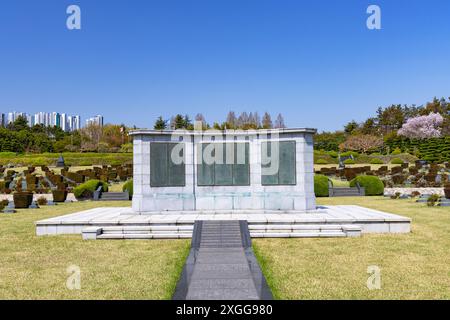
[
  {"x1": 315, "y1": 97, "x2": 450, "y2": 153},
  {"x1": 0, "y1": 116, "x2": 131, "y2": 153},
  {"x1": 153, "y1": 112, "x2": 286, "y2": 130}
]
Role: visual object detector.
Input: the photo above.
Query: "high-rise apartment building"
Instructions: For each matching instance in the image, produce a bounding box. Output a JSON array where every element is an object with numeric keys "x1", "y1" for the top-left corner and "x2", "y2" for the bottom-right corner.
[{"x1": 86, "y1": 115, "x2": 104, "y2": 127}]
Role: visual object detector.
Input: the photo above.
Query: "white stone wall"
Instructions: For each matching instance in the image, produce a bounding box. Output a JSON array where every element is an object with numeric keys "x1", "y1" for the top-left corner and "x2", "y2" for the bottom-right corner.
[{"x1": 132, "y1": 130, "x2": 316, "y2": 213}]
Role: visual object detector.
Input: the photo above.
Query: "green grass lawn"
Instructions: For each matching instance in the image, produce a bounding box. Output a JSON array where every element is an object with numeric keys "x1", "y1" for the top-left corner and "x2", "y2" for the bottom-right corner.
[
  {"x1": 1, "y1": 196, "x2": 449, "y2": 300},
  {"x1": 0, "y1": 201, "x2": 189, "y2": 299},
  {"x1": 254, "y1": 197, "x2": 450, "y2": 299}
]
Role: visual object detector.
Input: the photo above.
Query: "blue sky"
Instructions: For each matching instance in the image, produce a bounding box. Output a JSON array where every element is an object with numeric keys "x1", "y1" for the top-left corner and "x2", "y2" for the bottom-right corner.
[{"x1": 0, "y1": 0, "x2": 449, "y2": 131}]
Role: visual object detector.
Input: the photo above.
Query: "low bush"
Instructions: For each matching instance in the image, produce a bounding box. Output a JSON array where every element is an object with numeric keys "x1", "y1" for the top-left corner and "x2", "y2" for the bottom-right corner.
[
  {"x1": 350, "y1": 175, "x2": 384, "y2": 196},
  {"x1": 344, "y1": 158, "x2": 355, "y2": 164},
  {"x1": 78, "y1": 160, "x2": 93, "y2": 166},
  {"x1": 391, "y1": 158, "x2": 404, "y2": 164},
  {"x1": 314, "y1": 175, "x2": 329, "y2": 197},
  {"x1": 73, "y1": 179, "x2": 109, "y2": 199},
  {"x1": 328, "y1": 151, "x2": 338, "y2": 158},
  {"x1": 370, "y1": 158, "x2": 384, "y2": 164},
  {"x1": 390, "y1": 192, "x2": 401, "y2": 199},
  {"x1": 122, "y1": 180, "x2": 133, "y2": 199},
  {"x1": 0, "y1": 199, "x2": 9, "y2": 210},
  {"x1": 391, "y1": 147, "x2": 402, "y2": 155},
  {"x1": 36, "y1": 196, "x2": 48, "y2": 206},
  {"x1": 340, "y1": 151, "x2": 359, "y2": 158},
  {"x1": 315, "y1": 159, "x2": 328, "y2": 164},
  {"x1": 427, "y1": 194, "x2": 440, "y2": 207}
]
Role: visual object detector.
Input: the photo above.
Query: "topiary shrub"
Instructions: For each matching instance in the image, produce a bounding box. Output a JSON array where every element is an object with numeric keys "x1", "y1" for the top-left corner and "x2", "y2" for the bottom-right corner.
[
  {"x1": 340, "y1": 151, "x2": 359, "y2": 158},
  {"x1": 391, "y1": 147, "x2": 402, "y2": 155},
  {"x1": 391, "y1": 158, "x2": 404, "y2": 165},
  {"x1": 390, "y1": 192, "x2": 401, "y2": 199},
  {"x1": 350, "y1": 175, "x2": 384, "y2": 196},
  {"x1": 79, "y1": 160, "x2": 93, "y2": 166},
  {"x1": 314, "y1": 175, "x2": 329, "y2": 197},
  {"x1": 73, "y1": 179, "x2": 109, "y2": 200},
  {"x1": 122, "y1": 180, "x2": 133, "y2": 200},
  {"x1": 344, "y1": 158, "x2": 355, "y2": 165},
  {"x1": 36, "y1": 196, "x2": 48, "y2": 206},
  {"x1": 0, "y1": 199, "x2": 9, "y2": 210},
  {"x1": 370, "y1": 158, "x2": 384, "y2": 164},
  {"x1": 427, "y1": 194, "x2": 440, "y2": 207},
  {"x1": 328, "y1": 151, "x2": 338, "y2": 158},
  {"x1": 315, "y1": 159, "x2": 328, "y2": 164}
]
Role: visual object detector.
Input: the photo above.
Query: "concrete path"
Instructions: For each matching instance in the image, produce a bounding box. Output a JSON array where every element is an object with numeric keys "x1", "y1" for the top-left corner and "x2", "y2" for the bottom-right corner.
[{"x1": 173, "y1": 220, "x2": 272, "y2": 300}]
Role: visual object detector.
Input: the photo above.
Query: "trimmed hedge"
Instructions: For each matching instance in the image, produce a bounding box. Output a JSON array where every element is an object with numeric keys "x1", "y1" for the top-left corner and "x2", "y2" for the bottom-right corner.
[
  {"x1": 370, "y1": 158, "x2": 384, "y2": 164},
  {"x1": 328, "y1": 151, "x2": 338, "y2": 158},
  {"x1": 122, "y1": 180, "x2": 133, "y2": 199},
  {"x1": 73, "y1": 179, "x2": 108, "y2": 199},
  {"x1": 385, "y1": 136, "x2": 450, "y2": 163},
  {"x1": 315, "y1": 159, "x2": 328, "y2": 164},
  {"x1": 391, "y1": 147, "x2": 402, "y2": 155},
  {"x1": 314, "y1": 174, "x2": 329, "y2": 197},
  {"x1": 0, "y1": 152, "x2": 132, "y2": 166},
  {"x1": 340, "y1": 151, "x2": 359, "y2": 158},
  {"x1": 350, "y1": 175, "x2": 384, "y2": 196},
  {"x1": 391, "y1": 158, "x2": 404, "y2": 164},
  {"x1": 344, "y1": 158, "x2": 355, "y2": 164}
]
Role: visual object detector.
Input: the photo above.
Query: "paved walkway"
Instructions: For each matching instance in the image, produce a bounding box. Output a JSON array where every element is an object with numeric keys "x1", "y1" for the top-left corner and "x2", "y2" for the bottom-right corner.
[{"x1": 173, "y1": 220, "x2": 272, "y2": 300}]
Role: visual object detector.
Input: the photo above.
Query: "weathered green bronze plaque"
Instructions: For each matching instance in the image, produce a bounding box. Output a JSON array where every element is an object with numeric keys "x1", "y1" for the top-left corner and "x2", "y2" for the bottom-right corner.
[
  {"x1": 261, "y1": 141, "x2": 296, "y2": 185},
  {"x1": 197, "y1": 142, "x2": 249, "y2": 186},
  {"x1": 150, "y1": 142, "x2": 185, "y2": 187}
]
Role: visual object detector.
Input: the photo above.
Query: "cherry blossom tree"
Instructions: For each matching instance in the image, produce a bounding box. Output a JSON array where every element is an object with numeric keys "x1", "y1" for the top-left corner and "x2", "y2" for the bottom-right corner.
[{"x1": 398, "y1": 112, "x2": 443, "y2": 139}]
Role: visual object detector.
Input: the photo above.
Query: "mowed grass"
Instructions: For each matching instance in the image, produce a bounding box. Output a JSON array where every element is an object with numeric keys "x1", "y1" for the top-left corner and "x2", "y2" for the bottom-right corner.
[
  {"x1": 254, "y1": 197, "x2": 450, "y2": 299},
  {"x1": 0, "y1": 201, "x2": 190, "y2": 299}
]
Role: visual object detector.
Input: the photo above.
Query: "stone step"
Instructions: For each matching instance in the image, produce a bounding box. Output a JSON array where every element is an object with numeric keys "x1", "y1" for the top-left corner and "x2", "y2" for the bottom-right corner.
[
  {"x1": 101, "y1": 225, "x2": 193, "y2": 233},
  {"x1": 248, "y1": 224, "x2": 352, "y2": 231},
  {"x1": 83, "y1": 223, "x2": 362, "y2": 240},
  {"x1": 99, "y1": 192, "x2": 129, "y2": 201},
  {"x1": 250, "y1": 231, "x2": 347, "y2": 238},
  {"x1": 332, "y1": 190, "x2": 361, "y2": 194},
  {"x1": 97, "y1": 233, "x2": 192, "y2": 239}
]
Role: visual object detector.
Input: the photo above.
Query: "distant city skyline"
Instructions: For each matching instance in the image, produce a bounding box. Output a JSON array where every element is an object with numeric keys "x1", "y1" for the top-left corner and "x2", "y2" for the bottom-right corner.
[{"x1": 0, "y1": 110, "x2": 104, "y2": 131}]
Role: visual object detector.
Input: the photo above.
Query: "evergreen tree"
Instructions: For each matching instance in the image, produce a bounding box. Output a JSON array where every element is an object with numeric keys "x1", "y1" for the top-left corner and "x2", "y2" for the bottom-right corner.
[
  {"x1": 344, "y1": 120, "x2": 359, "y2": 134},
  {"x1": 153, "y1": 116, "x2": 167, "y2": 130},
  {"x1": 173, "y1": 114, "x2": 185, "y2": 129},
  {"x1": 10, "y1": 115, "x2": 29, "y2": 131},
  {"x1": 183, "y1": 114, "x2": 193, "y2": 130}
]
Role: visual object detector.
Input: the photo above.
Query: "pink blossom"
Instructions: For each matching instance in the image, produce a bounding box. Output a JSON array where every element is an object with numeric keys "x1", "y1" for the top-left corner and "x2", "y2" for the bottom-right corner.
[{"x1": 398, "y1": 112, "x2": 443, "y2": 139}]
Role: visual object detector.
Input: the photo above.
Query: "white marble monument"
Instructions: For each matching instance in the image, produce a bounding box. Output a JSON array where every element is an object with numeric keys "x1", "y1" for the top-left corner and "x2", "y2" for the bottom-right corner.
[{"x1": 129, "y1": 128, "x2": 317, "y2": 213}]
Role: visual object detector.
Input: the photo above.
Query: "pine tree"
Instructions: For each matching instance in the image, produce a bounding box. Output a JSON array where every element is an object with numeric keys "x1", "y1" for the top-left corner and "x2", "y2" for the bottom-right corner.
[
  {"x1": 173, "y1": 114, "x2": 185, "y2": 129},
  {"x1": 183, "y1": 114, "x2": 193, "y2": 130},
  {"x1": 153, "y1": 116, "x2": 167, "y2": 130}
]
